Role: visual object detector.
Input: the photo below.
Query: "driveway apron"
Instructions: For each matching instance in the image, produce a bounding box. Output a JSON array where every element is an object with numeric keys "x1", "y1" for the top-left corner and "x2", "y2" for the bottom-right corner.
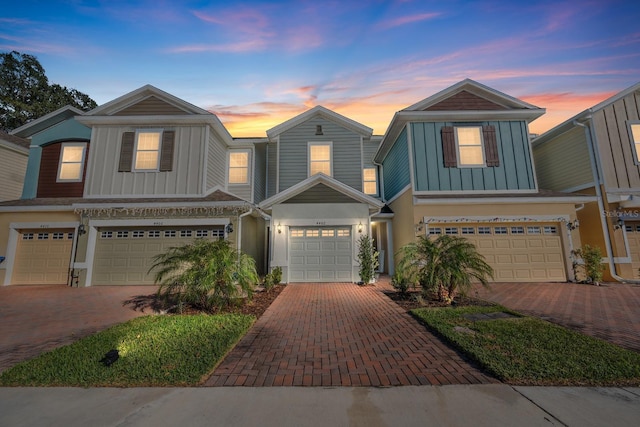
[{"x1": 205, "y1": 283, "x2": 496, "y2": 387}]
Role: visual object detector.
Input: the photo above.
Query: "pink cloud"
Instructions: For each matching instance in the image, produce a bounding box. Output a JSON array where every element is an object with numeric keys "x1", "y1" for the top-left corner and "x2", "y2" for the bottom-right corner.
[{"x1": 377, "y1": 12, "x2": 442, "y2": 30}]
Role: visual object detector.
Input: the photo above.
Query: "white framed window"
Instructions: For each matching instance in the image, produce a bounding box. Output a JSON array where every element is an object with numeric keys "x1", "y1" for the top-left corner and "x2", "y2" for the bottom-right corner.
[
  {"x1": 37, "y1": 233, "x2": 49, "y2": 240},
  {"x1": 445, "y1": 227, "x2": 458, "y2": 235},
  {"x1": 527, "y1": 226, "x2": 541, "y2": 234},
  {"x1": 116, "y1": 231, "x2": 129, "y2": 238},
  {"x1": 196, "y1": 230, "x2": 208, "y2": 238},
  {"x1": 455, "y1": 126, "x2": 485, "y2": 167},
  {"x1": 211, "y1": 229, "x2": 225, "y2": 239},
  {"x1": 336, "y1": 229, "x2": 351, "y2": 237},
  {"x1": 164, "y1": 230, "x2": 177, "y2": 238},
  {"x1": 22, "y1": 233, "x2": 34, "y2": 240},
  {"x1": 132, "y1": 231, "x2": 145, "y2": 238},
  {"x1": 321, "y1": 229, "x2": 335, "y2": 237},
  {"x1": 228, "y1": 150, "x2": 250, "y2": 184},
  {"x1": 629, "y1": 122, "x2": 640, "y2": 163},
  {"x1": 308, "y1": 142, "x2": 332, "y2": 176},
  {"x1": 626, "y1": 225, "x2": 633, "y2": 233},
  {"x1": 478, "y1": 226, "x2": 491, "y2": 235},
  {"x1": 543, "y1": 226, "x2": 557, "y2": 235},
  {"x1": 428, "y1": 227, "x2": 442, "y2": 235},
  {"x1": 101, "y1": 231, "x2": 113, "y2": 239},
  {"x1": 148, "y1": 230, "x2": 161, "y2": 238},
  {"x1": 290, "y1": 229, "x2": 305, "y2": 237},
  {"x1": 134, "y1": 130, "x2": 162, "y2": 171},
  {"x1": 57, "y1": 143, "x2": 86, "y2": 182},
  {"x1": 462, "y1": 227, "x2": 475, "y2": 235},
  {"x1": 180, "y1": 230, "x2": 193, "y2": 238},
  {"x1": 511, "y1": 226, "x2": 525, "y2": 235},
  {"x1": 494, "y1": 226, "x2": 508, "y2": 235},
  {"x1": 52, "y1": 232, "x2": 65, "y2": 240},
  {"x1": 363, "y1": 167, "x2": 378, "y2": 195},
  {"x1": 306, "y1": 229, "x2": 320, "y2": 237}
]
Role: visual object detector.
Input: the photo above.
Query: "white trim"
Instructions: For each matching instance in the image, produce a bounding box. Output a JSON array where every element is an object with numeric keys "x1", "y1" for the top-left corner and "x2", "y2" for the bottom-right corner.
[
  {"x1": 133, "y1": 129, "x2": 162, "y2": 172},
  {"x1": 362, "y1": 167, "x2": 378, "y2": 196},
  {"x1": 628, "y1": 121, "x2": 640, "y2": 165},
  {"x1": 266, "y1": 105, "x2": 372, "y2": 139},
  {"x1": 307, "y1": 141, "x2": 333, "y2": 177},
  {"x1": 76, "y1": 115, "x2": 220, "y2": 127},
  {"x1": 3, "y1": 221, "x2": 79, "y2": 285},
  {"x1": 56, "y1": 142, "x2": 87, "y2": 183},
  {"x1": 454, "y1": 126, "x2": 486, "y2": 168},
  {"x1": 613, "y1": 257, "x2": 633, "y2": 263},
  {"x1": 559, "y1": 182, "x2": 596, "y2": 193},
  {"x1": 203, "y1": 125, "x2": 210, "y2": 194},
  {"x1": 0, "y1": 205, "x2": 75, "y2": 212},
  {"x1": 406, "y1": 123, "x2": 416, "y2": 192},
  {"x1": 11, "y1": 105, "x2": 83, "y2": 138},
  {"x1": 526, "y1": 122, "x2": 540, "y2": 191},
  {"x1": 276, "y1": 136, "x2": 281, "y2": 193},
  {"x1": 227, "y1": 149, "x2": 251, "y2": 185},
  {"x1": 385, "y1": 184, "x2": 411, "y2": 205},
  {"x1": 281, "y1": 218, "x2": 363, "y2": 226}
]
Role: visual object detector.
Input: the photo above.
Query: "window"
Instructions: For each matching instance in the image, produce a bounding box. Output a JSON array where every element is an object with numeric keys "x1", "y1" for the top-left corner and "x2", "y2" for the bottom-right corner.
[
  {"x1": 134, "y1": 130, "x2": 162, "y2": 170},
  {"x1": 543, "y1": 226, "x2": 557, "y2": 235},
  {"x1": 478, "y1": 226, "x2": 491, "y2": 235},
  {"x1": 321, "y1": 229, "x2": 335, "y2": 237},
  {"x1": 211, "y1": 229, "x2": 225, "y2": 239},
  {"x1": 461, "y1": 227, "x2": 475, "y2": 235},
  {"x1": 511, "y1": 226, "x2": 525, "y2": 234},
  {"x1": 180, "y1": 230, "x2": 193, "y2": 238},
  {"x1": 291, "y1": 229, "x2": 305, "y2": 237},
  {"x1": 363, "y1": 168, "x2": 377, "y2": 195},
  {"x1": 336, "y1": 229, "x2": 350, "y2": 237},
  {"x1": 309, "y1": 143, "x2": 332, "y2": 176},
  {"x1": 52, "y1": 232, "x2": 65, "y2": 240},
  {"x1": 101, "y1": 231, "x2": 113, "y2": 239},
  {"x1": 494, "y1": 227, "x2": 508, "y2": 235},
  {"x1": 456, "y1": 127, "x2": 485, "y2": 166},
  {"x1": 116, "y1": 231, "x2": 129, "y2": 238},
  {"x1": 626, "y1": 225, "x2": 633, "y2": 233},
  {"x1": 164, "y1": 230, "x2": 176, "y2": 238},
  {"x1": 630, "y1": 123, "x2": 640, "y2": 162},
  {"x1": 37, "y1": 233, "x2": 49, "y2": 240},
  {"x1": 58, "y1": 143, "x2": 86, "y2": 182},
  {"x1": 445, "y1": 227, "x2": 458, "y2": 235},
  {"x1": 527, "y1": 226, "x2": 541, "y2": 234},
  {"x1": 148, "y1": 230, "x2": 161, "y2": 238},
  {"x1": 22, "y1": 233, "x2": 34, "y2": 240},
  {"x1": 196, "y1": 230, "x2": 208, "y2": 238},
  {"x1": 229, "y1": 151, "x2": 249, "y2": 184},
  {"x1": 428, "y1": 227, "x2": 442, "y2": 235},
  {"x1": 306, "y1": 229, "x2": 320, "y2": 237},
  {"x1": 132, "y1": 231, "x2": 145, "y2": 238}
]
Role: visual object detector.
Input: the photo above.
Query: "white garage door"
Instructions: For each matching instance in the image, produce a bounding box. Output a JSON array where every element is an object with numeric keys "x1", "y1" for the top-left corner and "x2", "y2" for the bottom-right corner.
[
  {"x1": 289, "y1": 227, "x2": 353, "y2": 282},
  {"x1": 92, "y1": 226, "x2": 224, "y2": 285},
  {"x1": 428, "y1": 223, "x2": 566, "y2": 282},
  {"x1": 13, "y1": 229, "x2": 74, "y2": 285}
]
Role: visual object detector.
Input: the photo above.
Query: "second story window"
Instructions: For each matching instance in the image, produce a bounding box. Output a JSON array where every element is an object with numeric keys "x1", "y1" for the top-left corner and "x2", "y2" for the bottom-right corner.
[
  {"x1": 309, "y1": 143, "x2": 332, "y2": 176},
  {"x1": 229, "y1": 151, "x2": 249, "y2": 184},
  {"x1": 135, "y1": 130, "x2": 162, "y2": 170},
  {"x1": 363, "y1": 167, "x2": 377, "y2": 195},
  {"x1": 630, "y1": 123, "x2": 640, "y2": 163},
  {"x1": 456, "y1": 127, "x2": 485, "y2": 167},
  {"x1": 57, "y1": 143, "x2": 86, "y2": 182}
]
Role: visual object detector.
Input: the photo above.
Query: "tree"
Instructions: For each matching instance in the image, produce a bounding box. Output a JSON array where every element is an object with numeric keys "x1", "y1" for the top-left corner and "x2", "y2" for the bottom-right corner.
[
  {"x1": 357, "y1": 234, "x2": 379, "y2": 284},
  {"x1": 0, "y1": 51, "x2": 97, "y2": 131},
  {"x1": 149, "y1": 239, "x2": 258, "y2": 313},
  {"x1": 396, "y1": 235, "x2": 493, "y2": 304}
]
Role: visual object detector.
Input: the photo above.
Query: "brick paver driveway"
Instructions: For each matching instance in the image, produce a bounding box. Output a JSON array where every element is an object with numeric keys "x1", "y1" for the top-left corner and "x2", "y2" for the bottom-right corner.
[
  {"x1": 475, "y1": 282, "x2": 640, "y2": 353},
  {"x1": 206, "y1": 282, "x2": 496, "y2": 387},
  {"x1": 0, "y1": 285, "x2": 156, "y2": 373}
]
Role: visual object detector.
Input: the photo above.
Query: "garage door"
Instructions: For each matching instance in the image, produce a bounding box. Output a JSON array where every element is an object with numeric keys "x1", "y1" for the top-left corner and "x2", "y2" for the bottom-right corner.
[
  {"x1": 427, "y1": 223, "x2": 566, "y2": 282},
  {"x1": 625, "y1": 223, "x2": 640, "y2": 279},
  {"x1": 13, "y1": 229, "x2": 74, "y2": 285},
  {"x1": 92, "y1": 226, "x2": 224, "y2": 285},
  {"x1": 289, "y1": 227, "x2": 353, "y2": 282}
]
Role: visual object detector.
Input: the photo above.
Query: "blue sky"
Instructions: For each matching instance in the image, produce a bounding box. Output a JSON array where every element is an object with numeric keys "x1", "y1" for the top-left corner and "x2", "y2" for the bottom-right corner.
[{"x1": 2, "y1": 0, "x2": 639, "y2": 136}]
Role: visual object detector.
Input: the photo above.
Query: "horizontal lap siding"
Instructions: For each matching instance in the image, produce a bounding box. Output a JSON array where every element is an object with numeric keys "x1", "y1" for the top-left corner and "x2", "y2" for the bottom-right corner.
[
  {"x1": 278, "y1": 117, "x2": 361, "y2": 192},
  {"x1": 37, "y1": 142, "x2": 88, "y2": 198},
  {"x1": 411, "y1": 121, "x2": 536, "y2": 192},
  {"x1": 253, "y1": 143, "x2": 267, "y2": 203},
  {"x1": 267, "y1": 141, "x2": 277, "y2": 198},
  {"x1": 207, "y1": 131, "x2": 226, "y2": 190},
  {"x1": 382, "y1": 127, "x2": 410, "y2": 200},
  {"x1": 533, "y1": 127, "x2": 592, "y2": 191},
  {"x1": 86, "y1": 126, "x2": 204, "y2": 196},
  {"x1": 0, "y1": 147, "x2": 27, "y2": 201},
  {"x1": 362, "y1": 139, "x2": 379, "y2": 167}
]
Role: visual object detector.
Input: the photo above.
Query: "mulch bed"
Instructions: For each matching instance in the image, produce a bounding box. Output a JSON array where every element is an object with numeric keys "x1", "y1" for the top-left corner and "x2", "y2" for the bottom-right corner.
[{"x1": 383, "y1": 290, "x2": 494, "y2": 311}]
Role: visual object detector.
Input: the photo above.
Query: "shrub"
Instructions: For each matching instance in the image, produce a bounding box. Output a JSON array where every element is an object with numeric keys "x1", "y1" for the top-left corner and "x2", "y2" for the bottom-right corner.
[
  {"x1": 262, "y1": 266, "x2": 282, "y2": 292},
  {"x1": 357, "y1": 234, "x2": 379, "y2": 284},
  {"x1": 572, "y1": 245, "x2": 605, "y2": 285},
  {"x1": 391, "y1": 271, "x2": 412, "y2": 295},
  {"x1": 149, "y1": 239, "x2": 258, "y2": 313}
]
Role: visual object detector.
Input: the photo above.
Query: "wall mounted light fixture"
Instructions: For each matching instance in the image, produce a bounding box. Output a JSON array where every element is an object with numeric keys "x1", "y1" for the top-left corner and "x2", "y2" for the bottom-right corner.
[
  {"x1": 225, "y1": 223, "x2": 234, "y2": 234},
  {"x1": 277, "y1": 223, "x2": 282, "y2": 234},
  {"x1": 567, "y1": 219, "x2": 580, "y2": 231},
  {"x1": 614, "y1": 218, "x2": 624, "y2": 230},
  {"x1": 358, "y1": 222, "x2": 363, "y2": 233}
]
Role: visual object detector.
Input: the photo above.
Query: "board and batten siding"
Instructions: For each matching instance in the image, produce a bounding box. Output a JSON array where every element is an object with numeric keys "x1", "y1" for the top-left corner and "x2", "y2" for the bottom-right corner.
[
  {"x1": 382, "y1": 127, "x2": 410, "y2": 200},
  {"x1": 206, "y1": 130, "x2": 227, "y2": 191},
  {"x1": 0, "y1": 145, "x2": 27, "y2": 201},
  {"x1": 278, "y1": 117, "x2": 362, "y2": 192},
  {"x1": 533, "y1": 127, "x2": 592, "y2": 191},
  {"x1": 591, "y1": 90, "x2": 640, "y2": 190},
  {"x1": 85, "y1": 126, "x2": 205, "y2": 196},
  {"x1": 253, "y1": 143, "x2": 267, "y2": 203},
  {"x1": 410, "y1": 121, "x2": 536, "y2": 192}
]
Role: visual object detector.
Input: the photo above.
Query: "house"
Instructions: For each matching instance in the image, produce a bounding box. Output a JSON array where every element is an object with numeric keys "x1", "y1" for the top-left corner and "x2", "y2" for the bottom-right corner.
[
  {"x1": 374, "y1": 79, "x2": 593, "y2": 282},
  {"x1": 532, "y1": 82, "x2": 640, "y2": 281},
  {"x1": 0, "y1": 130, "x2": 29, "y2": 202},
  {"x1": 0, "y1": 79, "x2": 598, "y2": 286},
  {"x1": 0, "y1": 86, "x2": 256, "y2": 286}
]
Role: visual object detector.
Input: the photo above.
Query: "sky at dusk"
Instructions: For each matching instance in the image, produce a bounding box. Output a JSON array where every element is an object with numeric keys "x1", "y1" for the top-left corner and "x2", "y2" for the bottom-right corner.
[{"x1": 2, "y1": 0, "x2": 639, "y2": 137}]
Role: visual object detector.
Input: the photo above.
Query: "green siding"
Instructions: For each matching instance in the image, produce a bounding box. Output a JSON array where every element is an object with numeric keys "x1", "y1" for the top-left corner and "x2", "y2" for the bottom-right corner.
[
  {"x1": 382, "y1": 127, "x2": 410, "y2": 200},
  {"x1": 410, "y1": 121, "x2": 536, "y2": 192}
]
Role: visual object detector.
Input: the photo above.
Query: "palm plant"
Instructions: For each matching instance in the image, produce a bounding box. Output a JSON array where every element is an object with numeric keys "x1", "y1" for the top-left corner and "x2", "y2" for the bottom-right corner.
[
  {"x1": 149, "y1": 239, "x2": 258, "y2": 313},
  {"x1": 396, "y1": 234, "x2": 493, "y2": 304}
]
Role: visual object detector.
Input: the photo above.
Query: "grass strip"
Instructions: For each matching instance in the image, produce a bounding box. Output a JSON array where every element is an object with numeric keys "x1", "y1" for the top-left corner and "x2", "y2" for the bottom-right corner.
[
  {"x1": 411, "y1": 305, "x2": 640, "y2": 386},
  {"x1": 0, "y1": 313, "x2": 254, "y2": 387}
]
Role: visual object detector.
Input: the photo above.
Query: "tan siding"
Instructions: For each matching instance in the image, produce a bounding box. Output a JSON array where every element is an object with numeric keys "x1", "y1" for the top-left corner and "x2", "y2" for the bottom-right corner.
[
  {"x1": 114, "y1": 96, "x2": 188, "y2": 115},
  {"x1": 206, "y1": 130, "x2": 226, "y2": 190},
  {"x1": 85, "y1": 126, "x2": 205, "y2": 196},
  {"x1": 0, "y1": 147, "x2": 27, "y2": 201},
  {"x1": 533, "y1": 127, "x2": 592, "y2": 191},
  {"x1": 593, "y1": 91, "x2": 640, "y2": 190}
]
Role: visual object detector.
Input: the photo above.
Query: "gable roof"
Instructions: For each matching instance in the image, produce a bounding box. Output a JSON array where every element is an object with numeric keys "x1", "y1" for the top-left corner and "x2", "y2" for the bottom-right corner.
[
  {"x1": 258, "y1": 173, "x2": 384, "y2": 214},
  {"x1": 375, "y1": 79, "x2": 545, "y2": 163},
  {"x1": 266, "y1": 106, "x2": 373, "y2": 140},
  {"x1": 0, "y1": 130, "x2": 30, "y2": 152},
  {"x1": 11, "y1": 105, "x2": 84, "y2": 138},
  {"x1": 533, "y1": 81, "x2": 640, "y2": 146}
]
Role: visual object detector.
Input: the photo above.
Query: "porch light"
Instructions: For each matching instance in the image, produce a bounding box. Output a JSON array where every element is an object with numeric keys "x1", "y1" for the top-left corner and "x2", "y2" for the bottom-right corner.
[
  {"x1": 225, "y1": 223, "x2": 234, "y2": 234},
  {"x1": 614, "y1": 218, "x2": 624, "y2": 230},
  {"x1": 277, "y1": 223, "x2": 282, "y2": 234},
  {"x1": 567, "y1": 219, "x2": 580, "y2": 231},
  {"x1": 358, "y1": 222, "x2": 363, "y2": 233}
]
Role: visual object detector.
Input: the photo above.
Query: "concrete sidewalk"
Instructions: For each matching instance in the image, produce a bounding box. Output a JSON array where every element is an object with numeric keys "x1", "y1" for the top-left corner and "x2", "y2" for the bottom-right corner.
[{"x1": 1, "y1": 385, "x2": 638, "y2": 426}]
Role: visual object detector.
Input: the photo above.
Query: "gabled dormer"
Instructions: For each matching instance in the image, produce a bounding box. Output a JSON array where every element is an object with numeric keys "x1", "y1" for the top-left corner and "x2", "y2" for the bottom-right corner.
[
  {"x1": 75, "y1": 85, "x2": 237, "y2": 199},
  {"x1": 11, "y1": 106, "x2": 90, "y2": 199},
  {"x1": 264, "y1": 106, "x2": 379, "y2": 199},
  {"x1": 375, "y1": 79, "x2": 545, "y2": 200}
]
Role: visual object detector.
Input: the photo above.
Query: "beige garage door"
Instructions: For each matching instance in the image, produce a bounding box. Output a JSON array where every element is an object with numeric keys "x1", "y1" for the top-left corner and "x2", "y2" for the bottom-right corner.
[
  {"x1": 289, "y1": 227, "x2": 353, "y2": 282},
  {"x1": 92, "y1": 226, "x2": 224, "y2": 285},
  {"x1": 427, "y1": 223, "x2": 566, "y2": 282},
  {"x1": 13, "y1": 229, "x2": 74, "y2": 285},
  {"x1": 625, "y1": 223, "x2": 640, "y2": 279}
]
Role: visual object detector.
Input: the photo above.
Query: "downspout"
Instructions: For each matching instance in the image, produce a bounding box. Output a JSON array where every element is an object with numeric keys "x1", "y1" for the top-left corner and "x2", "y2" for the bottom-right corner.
[
  {"x1": 236, "y1": 207, "x2": 253, "y2": 255},
  {"x1": 575, "y1": 119, "x2": 640, "y2": 283}
]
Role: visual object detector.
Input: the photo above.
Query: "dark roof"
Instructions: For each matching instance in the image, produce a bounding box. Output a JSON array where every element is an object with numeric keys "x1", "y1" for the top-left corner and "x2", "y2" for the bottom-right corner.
[
  {"x1": 0, "y1": 130, "x2": 30, "y2": 150},
  {"x1": 0, "y1": 190, "x2": 245, "y2": 208}
]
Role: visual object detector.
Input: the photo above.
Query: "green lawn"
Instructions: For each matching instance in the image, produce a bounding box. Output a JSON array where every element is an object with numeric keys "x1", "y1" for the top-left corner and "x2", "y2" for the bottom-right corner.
[
  {"x1": 411, "y1": 305, "x2": 640, "y2": 386},
  {"x1": 0, "y1": 314, "x2": 254, "y2": 387}
]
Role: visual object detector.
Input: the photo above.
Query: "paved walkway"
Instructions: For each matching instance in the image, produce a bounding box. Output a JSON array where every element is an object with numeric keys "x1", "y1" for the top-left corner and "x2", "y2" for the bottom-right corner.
[
  {"x1": 0, "y1": 285, "x2": 156, "y2": 373},
  {"x1": 474, "y1": 282, "x2": 640, "y2": 352},
  {"x1": 205, "y1": 282, "x2": 496, "y2": 387}
]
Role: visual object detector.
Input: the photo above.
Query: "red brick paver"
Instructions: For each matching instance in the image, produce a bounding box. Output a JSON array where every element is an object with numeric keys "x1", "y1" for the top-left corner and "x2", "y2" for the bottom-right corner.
[
  {"x1": 475, "y1": 282, "x2": 640, "y2": 353},
  {"x1": 0, "y1": 285, "x2": 156, "y2": 373},
  {"x1": 205, "y1": 282, "x2": 495, "y2": 387}
]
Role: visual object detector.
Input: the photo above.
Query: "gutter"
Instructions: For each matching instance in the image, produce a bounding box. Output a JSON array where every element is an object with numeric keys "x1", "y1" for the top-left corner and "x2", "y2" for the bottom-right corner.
[{"x1": 575, "y1": 119, "x2": 640, "y2": 283}]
